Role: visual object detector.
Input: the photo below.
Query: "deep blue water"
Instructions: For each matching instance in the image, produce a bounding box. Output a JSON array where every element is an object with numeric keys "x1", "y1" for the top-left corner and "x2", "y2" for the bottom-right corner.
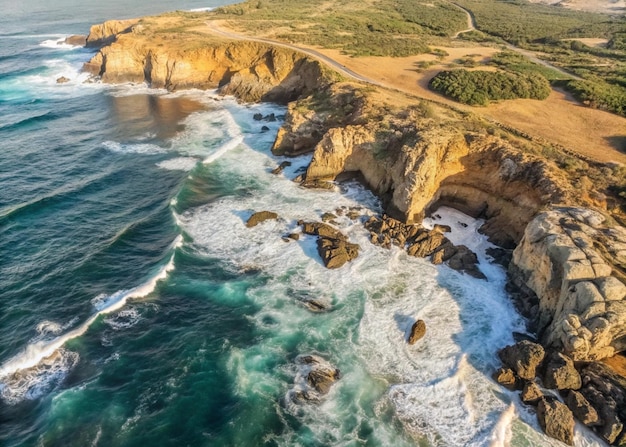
[{"x1": 0, "y1": 1, "x2": 607, "y2": 446}]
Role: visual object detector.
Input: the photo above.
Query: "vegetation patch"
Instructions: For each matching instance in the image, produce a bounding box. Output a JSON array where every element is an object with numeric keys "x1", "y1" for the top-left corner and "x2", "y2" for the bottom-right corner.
[{"x1": 429, "y1": 69, "x2": 551, "y2": 105}]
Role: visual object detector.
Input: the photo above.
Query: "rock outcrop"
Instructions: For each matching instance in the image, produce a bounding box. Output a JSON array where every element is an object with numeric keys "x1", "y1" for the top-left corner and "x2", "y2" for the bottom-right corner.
[
  {"x1": 246, "y1": 210, "x2": 279, "y2": 227},
  {"x1": 85, "y1": 18, "x2": 139, "y2": 47},
  {"x1": 407, "y1": 319, "x2": 426, "y2": 344},
  {"x1": 83, "y1": 17, "x2": 329, "y2": 103},
  {"x1": 288, "y1": 355, "x2": 341, "y2": 403},
  {"x1": 537, "y1": 398, "x2": 575, "y2": 446},
  {"x1": 498, "y1": 340, "x2": 545, "y2": 380},
  {"x1": 510, "y1": 207, "x2": 626, "y2": 361},
  {"x1": 300, "y1": 221, "x2": 359, "y2": 269}
]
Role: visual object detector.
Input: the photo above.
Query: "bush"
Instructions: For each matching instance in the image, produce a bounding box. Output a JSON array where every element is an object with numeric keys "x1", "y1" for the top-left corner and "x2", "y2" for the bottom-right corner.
[{"x1": 429, "y1": 69, "x2": 551, "y2": 105}]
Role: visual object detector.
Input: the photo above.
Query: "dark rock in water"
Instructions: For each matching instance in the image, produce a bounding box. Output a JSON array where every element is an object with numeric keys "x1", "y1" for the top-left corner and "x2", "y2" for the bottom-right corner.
[
  {"x1": 271, "y1": 161, "x2": 291, "y2": 175},
  {"x1": 287, "y1": 232, "x2": 300, "y2": 241},
  {"x1": 316, "y1": 237, "x2": 359, "y2": 269},
  {"x1": 292, "y1": 174, "x2": 305, "y2": 183},
  {"x1": 261, "y1": 125, "x2": 270, "y2": 132},
  {"x1": 486, "y1": 247, "x2": 513, "y2": 267},
  {"x1": 300, "y1": 298, "x2": 331, "y2": 312},
  {"x1": 431, "y1": 241, "x2": 457, "y2": 265},
  {"x1": 246, "y1": 211, "x2": 279, "y2": 227},
  {"x1": 64, "y1": 34, "x2": 87, "y2": 46},
  {"x1": 498, "y1": 340, "x2": 545, "y2": 380},
  {"x1": 264, "y1": 113, "x2": 277, "y2": 122},
  {"x1": 407, "y1": 319, "x2": 426, "y2": 344},
  {"x1": 347, "y1": 210, "x2": 361, "y2": 220},
  {"x1": 458, "y1": 221, "x2": 468, "y2": 228},
  {"x1": 521, "y1": 381, "x2": 543, "y2": 405},
  {"x1": 492, "y1": 367, "x2": 520, "y2": 391},
  {"x1": 289, "y1": 355, "x2": 340, "y2": 403},
  {"x1": 579, "y1": 362, "x2": 626, "y2": 444},
  {"x1": 56, "y1": 76, "x2": 70, "y2": 84},
  {"x1": 407, "y1": 231, "x2": 447, "y2": 257},
  {"x1": 543, "y1": 352, "x2": 581, "y2": 391},
  {"x1": 321, "y1": 212, "x2": 337, "y2": 222},
  {"x1": 301, "y1": 179, "x2": 335, "y2": 190},
  {"x1": 446, "y1": 245, "x2": 486, "y2": 279},
  {"x1": 433, "y1": 224, "x2": 452, "y2": 233},
  {"x1": 537, "y1": 397, "x2": 575, "y2": 445},
  {"x1": 300, "y1": 221, "x2": 359, "y2": 268},
  {"x1": 565, "y1": 390, "x2": 599, "y2": 426},
  {"x1": 253, "y1": 113, "x2": 263, "y2": 121}
]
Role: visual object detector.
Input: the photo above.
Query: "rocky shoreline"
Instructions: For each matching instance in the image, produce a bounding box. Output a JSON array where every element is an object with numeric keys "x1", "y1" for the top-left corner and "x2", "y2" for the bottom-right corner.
[{"x1": 75, "y1": 15, "x2": 626, "y2": 445}]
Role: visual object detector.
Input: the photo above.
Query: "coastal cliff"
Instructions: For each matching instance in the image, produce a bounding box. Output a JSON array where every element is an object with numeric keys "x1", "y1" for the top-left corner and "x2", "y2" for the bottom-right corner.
[
  {"x1": 82, "y1": 15, "x2": 626, "y2": 364},
  {"x1": 82, "y1": 17, "x2": 330, "y2": 103}
]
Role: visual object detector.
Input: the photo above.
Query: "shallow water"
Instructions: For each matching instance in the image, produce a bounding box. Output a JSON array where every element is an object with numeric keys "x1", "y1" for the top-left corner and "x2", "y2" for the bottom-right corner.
[{"x1": 0, "y1": 1, "x2": 609, "y2": 446}]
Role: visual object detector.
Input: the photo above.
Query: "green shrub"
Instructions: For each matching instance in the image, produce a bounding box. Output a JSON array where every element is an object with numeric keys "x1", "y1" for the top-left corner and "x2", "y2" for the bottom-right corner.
[{"x1": 429, "y1": 69, "x2": 551, "y2": 105}]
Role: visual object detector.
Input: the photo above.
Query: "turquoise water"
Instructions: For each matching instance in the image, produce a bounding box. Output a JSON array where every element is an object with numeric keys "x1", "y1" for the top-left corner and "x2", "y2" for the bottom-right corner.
[{"x1": 0, "y1": 2, "x2": 608, "y2": 446}]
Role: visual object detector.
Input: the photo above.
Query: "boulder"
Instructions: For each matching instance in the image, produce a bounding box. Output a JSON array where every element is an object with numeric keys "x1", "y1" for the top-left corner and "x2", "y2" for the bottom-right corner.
[
  {"x1": 246, "y1": 211, "x2": 279, "y2": 227},
  {"x1": 498, "y1": 340, "x2": 545, "y2": 380},
  {"x1": 56, "y1": 76, "x2": 70, "y2": 84},
  {"x1": 64, "y1": 34, "x2": 87, "y2": 46},
  {"x1": 537, "y1": 397, "x2": 575, "y2": 445},
  {"x1": 521, "y1": 381, "x2": 543, "y2": 405},
  {"x1": 271, "y1": 161, "x2": 291, "y2": 175},
  {"x1": 565, "y1": 390, "x2": 599, "y2": 426},
  {"x1": 579, "y1": 362, "x2": 626, "y2": 444},
  {"x1": 300, "y1": 221, "x2": 346, "y2": 240},
  {"x1": 292, "y1": 355, "x2": 340, "y2": 401},
  {"x1": 407, "y1": 319, "x2": 426, "y2": 344},
  {"x1": 493, "y1": 367, "x2": 519, "y2": 391},
  {"x1": 321, "y1": 212, "x2": 337, "y2": 222},
  {"x1": 316, "y1": 237, "x2": 359, "y2": 269},
  {"x1": 446, "y1": 245, "x2": 486, "y2": 279},
  {"x1": 543, "y1": 352, "x2": 581, "y2": 391}
]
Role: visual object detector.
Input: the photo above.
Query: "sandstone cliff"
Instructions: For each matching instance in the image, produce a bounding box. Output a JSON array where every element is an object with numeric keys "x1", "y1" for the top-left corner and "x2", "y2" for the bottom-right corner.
[
  {"x1": 83, "y1": 18, "x2": 329, "y2": 103},
  {"x1": 85, "y1": 18, "x2": 140, "y2": 47}
]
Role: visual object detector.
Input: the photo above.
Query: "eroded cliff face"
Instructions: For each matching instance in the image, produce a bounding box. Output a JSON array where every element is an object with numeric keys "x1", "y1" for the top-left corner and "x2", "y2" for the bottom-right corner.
[
  {"x1": 300, "y1": 101, "x2": 572, "y2": 247},
  {"x1": 83, "y1": 20, "x2": 328, "y2": 103},
  {"x1": 85, "y1": 18, "x2": 140, "y2": 47},
  {"x1": 511, "y1": 208, "x2": 626, "y2": 361}
]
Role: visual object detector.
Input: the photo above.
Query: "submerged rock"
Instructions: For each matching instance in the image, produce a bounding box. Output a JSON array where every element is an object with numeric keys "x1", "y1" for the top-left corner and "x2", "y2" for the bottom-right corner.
[
  {"x1": 271, "y1": 161, "x2": 291, "y2": 175},
  {"x1": 288, "y1": 355, "x2": 341, "y2": 403},
  {"x1": 246, "y1": 211, "x2": 279, "y2": 228},
  {"x1": 56, "y1": 76, "x2": 70, "y2": 84}
]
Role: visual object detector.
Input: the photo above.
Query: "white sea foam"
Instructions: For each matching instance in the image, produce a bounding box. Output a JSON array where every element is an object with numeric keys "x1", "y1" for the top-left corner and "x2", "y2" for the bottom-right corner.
[
  {"x1": 104, "y1": 307, "x2": 141, "y2": 330},
  {"x1": 156, "y1": 157, "x2": 199, "y2": 171},
  {"x1": 101, "y1": 140, "x2": 167, "y2": 155},
  {"x1": 188, "y1": 7, "x2": 214, "y2": 12},
  {"x1": 39, "y1": 37, "x2": 81, "y2": 50},
  {"x1": 0, "y1": 238, "x2": 180, "y2": 402},
  {"x1": 174, "y1": 123, "x2": 610, "y2": 446}
]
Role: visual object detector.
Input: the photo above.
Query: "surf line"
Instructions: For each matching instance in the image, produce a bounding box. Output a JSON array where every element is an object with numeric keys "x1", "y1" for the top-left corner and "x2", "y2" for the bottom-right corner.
[{"x1": 0, "y1": 236, "x2": 182, "y2": 379}]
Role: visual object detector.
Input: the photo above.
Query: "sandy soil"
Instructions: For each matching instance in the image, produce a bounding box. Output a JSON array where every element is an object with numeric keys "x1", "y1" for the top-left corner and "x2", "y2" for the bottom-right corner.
[
  {"x1": 562, "y1": 38, "x2": 610, "y2": 48},
  {"x1": 528, "y1": 0, "x2": 626, "y2": 14}
]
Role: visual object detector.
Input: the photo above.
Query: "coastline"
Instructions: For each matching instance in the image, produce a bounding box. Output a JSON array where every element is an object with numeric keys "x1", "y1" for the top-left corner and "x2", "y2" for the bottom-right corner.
[{"x1": 18, "y1": 7, "x2": 626, "y2": 446}]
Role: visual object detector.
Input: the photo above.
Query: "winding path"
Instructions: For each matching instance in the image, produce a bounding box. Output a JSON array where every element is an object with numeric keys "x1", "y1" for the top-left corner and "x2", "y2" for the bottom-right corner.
[
  {"x1": 206, "y1": 21, "x2": 383, "y2": 87},
  {"x1": 448, "y1": 2, "x2": 582, "y2": 80}
]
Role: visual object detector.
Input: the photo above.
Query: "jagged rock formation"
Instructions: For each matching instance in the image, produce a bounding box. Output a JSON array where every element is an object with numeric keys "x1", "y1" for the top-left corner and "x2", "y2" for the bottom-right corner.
[
  {"x1": 510, "y1": 207, "x2": 626, "y2": 361},
  {"x1": 85, "y1": 18, "x2": 139, "y2": 47},
  {"x1": 287, "y1": 355, "x2": 341, "y2": 403},
  {"x1": 299, "y1": 221, "x2": 359, "y2": 269},
  {"x1": 364, "y1": 215, "x2": 485, "y2": 278}
]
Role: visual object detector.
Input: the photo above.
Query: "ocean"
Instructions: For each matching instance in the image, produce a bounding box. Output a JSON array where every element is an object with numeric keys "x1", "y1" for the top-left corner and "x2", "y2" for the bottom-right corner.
[{"x1": 0, "y1": 1, "x2": 608, "y2": 446}]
